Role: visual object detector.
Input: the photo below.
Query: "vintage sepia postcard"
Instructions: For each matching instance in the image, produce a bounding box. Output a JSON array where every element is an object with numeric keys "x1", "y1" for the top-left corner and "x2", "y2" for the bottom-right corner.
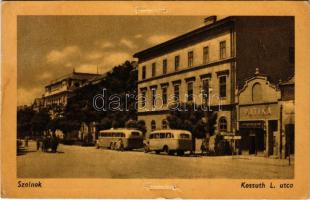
[{"x1": 1, "y1": 1, "x2": 310, "y2": 198}]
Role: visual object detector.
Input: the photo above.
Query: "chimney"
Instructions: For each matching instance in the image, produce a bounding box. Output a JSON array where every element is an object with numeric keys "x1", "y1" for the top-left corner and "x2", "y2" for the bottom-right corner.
[{"x1": 204, "y1": 16, "x2": 217, "y2": 25}]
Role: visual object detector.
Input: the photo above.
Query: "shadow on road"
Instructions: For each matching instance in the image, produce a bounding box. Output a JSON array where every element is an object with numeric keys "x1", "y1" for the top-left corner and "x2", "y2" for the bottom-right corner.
[{"x1": 17, "y1": 147, "x2": 37, "y2": 156}]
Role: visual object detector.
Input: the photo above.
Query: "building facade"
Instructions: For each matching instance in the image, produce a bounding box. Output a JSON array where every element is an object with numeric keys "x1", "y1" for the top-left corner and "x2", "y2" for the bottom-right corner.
[
  {"x1": 279, "y1": 75, "x2": 295, "y2": 158},
  {"x1": 43, "y1": 71, "x2": 101, "y2": 107},
  {"x1": 134, "y1": 16, "x2": 294, "y2": 140},
  {"x1": 236, "y1": 69, "x2": 294, "y2": 158},
  {"x1": 237, "y1": 69, "x2": 281, "y2": 157}
]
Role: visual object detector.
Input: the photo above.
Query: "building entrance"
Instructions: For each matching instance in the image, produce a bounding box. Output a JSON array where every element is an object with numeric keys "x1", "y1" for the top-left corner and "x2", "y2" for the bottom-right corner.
[{"x1": 239, "y1": 121, "x2": 266, "y2": 155}]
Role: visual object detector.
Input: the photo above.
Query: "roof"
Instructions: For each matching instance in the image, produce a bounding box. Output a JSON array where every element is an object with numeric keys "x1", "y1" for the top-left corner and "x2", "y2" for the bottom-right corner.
[
  {"x1": 151, "y1": 129, "x2": 192, "y2": 134},
  {"x1": 133, "y1": 16, "x2": 234, "y2": 60},
  {"x1": 280, "y1": 75, "x2": 295, "y2": 86},
  {"x1": 46, "y1": 72, "x2": 101, "y2": 87}
]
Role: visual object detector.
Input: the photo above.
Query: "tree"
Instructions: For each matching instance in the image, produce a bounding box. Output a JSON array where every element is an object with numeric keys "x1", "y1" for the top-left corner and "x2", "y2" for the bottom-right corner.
[
  {"x1": 31, "y1": 108, "x2": 51, "y2": 137},
  {"x1": 17, "y1": 106, "x2": 35, "y2": 138},
  {"x1": 167, "y1": 102, "x2": 217, "y2": 150}
]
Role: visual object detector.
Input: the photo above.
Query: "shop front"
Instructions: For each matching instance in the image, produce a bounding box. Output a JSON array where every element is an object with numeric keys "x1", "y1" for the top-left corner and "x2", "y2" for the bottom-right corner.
[
  {"x1": 238, "y1": 104, "x2": 280, "y2": 156},
  {"x1": 237, "y1": 69, "x2": 281, "y2": 157}
]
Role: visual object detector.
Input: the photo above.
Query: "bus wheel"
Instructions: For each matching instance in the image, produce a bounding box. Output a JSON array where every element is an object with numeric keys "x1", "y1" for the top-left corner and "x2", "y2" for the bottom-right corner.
[
  {"x1": 144, "y1": 145, "x2": 149, "y2": 153},
  {"x1": 177, "y1": 150, "x2": 184, "y2": 156},
  {"x1": 155, "y1": 150, "x2": 160, "y2": 154},
  {"x1": 163, "y1": 146, "x2": 169, "y2": 154}
]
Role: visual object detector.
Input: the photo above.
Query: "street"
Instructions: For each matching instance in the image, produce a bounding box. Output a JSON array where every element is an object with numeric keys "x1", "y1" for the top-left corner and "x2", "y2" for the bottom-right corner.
[{"x1": 17, "y1": 141, "x2": 294, "y2": 179}]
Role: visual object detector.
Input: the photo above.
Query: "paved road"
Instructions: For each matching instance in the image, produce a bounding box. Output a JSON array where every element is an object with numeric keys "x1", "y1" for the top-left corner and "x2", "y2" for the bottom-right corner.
[{"x1": 17, "y1": 141, "x2": 294, "y2": 179}]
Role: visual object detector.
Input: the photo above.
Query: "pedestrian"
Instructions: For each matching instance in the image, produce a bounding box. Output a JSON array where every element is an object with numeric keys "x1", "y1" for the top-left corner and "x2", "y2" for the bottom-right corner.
[
  {"x1": 36, "y1": 137, "x2": 41, "y2": 151},
  {"x1": 50, "y1": 133, "x2": 59, "y2": 153},
  {"x1": 201, "y1": 137, "x2": 207, "y2": 156},
  {"x1": 25, "y1": 137, "x2": 28, "y2": 147}
]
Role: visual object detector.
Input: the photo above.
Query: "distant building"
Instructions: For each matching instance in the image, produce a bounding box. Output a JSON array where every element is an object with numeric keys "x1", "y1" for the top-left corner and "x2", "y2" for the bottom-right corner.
[
  {"x1": 17, "y1": 105, "x2": 29, "y2": 111},
  {"x1": 133, "y1": 16, "x2": 294, "y2": 136},
  {"x1": 32, "y1": 97, "x2": 45, "y2": 112},
  {"x1": 279, "y1": 75, "x2": 295, "y2": 158},
  {"x1": 43, "y1": 71, "x2": 101, "y2": 107}
]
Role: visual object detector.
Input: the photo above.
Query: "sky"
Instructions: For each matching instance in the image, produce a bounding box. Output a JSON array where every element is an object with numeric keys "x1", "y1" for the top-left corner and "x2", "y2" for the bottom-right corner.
[{"x1": 17, "y1": 16, "x2": 207, "y2": 106}]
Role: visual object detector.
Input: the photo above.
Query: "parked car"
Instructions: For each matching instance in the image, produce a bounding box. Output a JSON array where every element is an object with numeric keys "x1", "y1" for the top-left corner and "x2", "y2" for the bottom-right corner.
[{"x1": 144, "y1": 129, "x2": 192, "y2": 156}]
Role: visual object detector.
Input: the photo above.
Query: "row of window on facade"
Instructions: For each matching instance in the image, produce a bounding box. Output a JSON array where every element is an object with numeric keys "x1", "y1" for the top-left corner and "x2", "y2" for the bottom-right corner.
[
  {"x1": 150, "y1": 116, "x2": 228, "y2": 132},
  {"x1": 140, "y1": 75, "x2": 227, "y2": 107},
  {"x1": 141, "y1": 41, "x2": 227, "y2": 80}
]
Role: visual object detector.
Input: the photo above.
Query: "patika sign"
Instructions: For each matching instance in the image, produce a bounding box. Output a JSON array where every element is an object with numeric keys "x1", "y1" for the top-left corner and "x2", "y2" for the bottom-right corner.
[{"x1": 239, "y1": 103, "x2": 279, "y2": 121}]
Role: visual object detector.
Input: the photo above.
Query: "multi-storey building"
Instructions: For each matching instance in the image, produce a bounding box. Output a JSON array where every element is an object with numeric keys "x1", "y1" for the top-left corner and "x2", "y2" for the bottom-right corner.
[
  {"x1": 32, "y1": 97, "x2": 45, "y2": 112},
  {"x1": 43, "y1": 71, "x2": 101, "y2": 107},
  {"x1": 133, "y1": 16, "x2": 294, "y2": 143}
]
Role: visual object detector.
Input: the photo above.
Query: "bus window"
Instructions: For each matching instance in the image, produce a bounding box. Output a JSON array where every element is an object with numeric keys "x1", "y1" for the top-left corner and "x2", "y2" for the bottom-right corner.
[
  {"x1": 154, "y1": 133, "x2": 160, "y2": 139},
  {"x1": 131, "y1": 132, "x2": 140, "y2": 137},
  {"x1": 160, "y1": 133, "x2": 165, "y2": 138},
  {"x1": 180, "y1": 133, "x2": 190, "y2": 139},
  {"x1": 166, "y1": 133, "x2": 171, "y2": 138},
  {"x1": 121, "y1": 133, "x2": 125, "y2": 137}
]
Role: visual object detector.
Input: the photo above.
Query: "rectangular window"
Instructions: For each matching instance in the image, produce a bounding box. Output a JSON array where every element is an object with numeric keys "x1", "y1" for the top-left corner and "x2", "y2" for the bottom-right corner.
[
  {"x1": 220, "y1": 41, "x2": 226, "y2": 59},
  {"x1": 151, "y1": 88, "x2": 156, "y2": 107},
  {"x1": 174, "y1": 84, "x2": 180, "y2": 102},
  {"x1": 163, "y1": 59, "x2": 167, "y2": 74},
  {"x1": 141, "y1": 90, "x2": 146, "y2": 107},
  {"x1": 187, "y1": 82, "x2": 194, "y2": 102},
  {"x1": 203, "y1": 46, "x2": 209, "y2": 64},
  {"x1": 142, "y1": 66, "x2": 146, "y2": 80},
  {"x1": 162, "y1": 87, "x2": 167, "y2": 105},
  {"x1": 175, "y1": 55, "x2": 180, "y2": 71},
  {"x1": 188, "y1": 51, "x2": 194, "y2": 67},
  {"x1": 219, "y1": 76, "x2": 227, "y2": 98},
  {"x1": 202, "y1": 79, "x2": 209, "y2": 101},
  {"x1": 152, "y1": 63, "x2": 156, "y2": 77}
]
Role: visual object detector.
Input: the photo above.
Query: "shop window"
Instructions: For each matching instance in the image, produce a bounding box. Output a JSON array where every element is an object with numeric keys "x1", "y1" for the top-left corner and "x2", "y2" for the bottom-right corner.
[
  {"x1": 151, "y1": 120, "x2": 156, "y2": 131},
  {"x1": 162, "y1": 120, "x2": 168, "y2": 129},
  {"x1": 252, "y1": 83, "x2": 262, "y2": 102},
  {"x1": 219, "y1": 117, "x2": 227, "y2": 132}
]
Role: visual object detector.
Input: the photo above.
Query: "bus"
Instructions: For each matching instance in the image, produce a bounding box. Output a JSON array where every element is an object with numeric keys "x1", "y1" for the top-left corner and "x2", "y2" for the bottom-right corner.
[
  {"x1": 143, "y1": 130, "x2": 192, "y2": 156},
  {"x1": 96, "y1": 129, "x2": 143, "y2": 151}
]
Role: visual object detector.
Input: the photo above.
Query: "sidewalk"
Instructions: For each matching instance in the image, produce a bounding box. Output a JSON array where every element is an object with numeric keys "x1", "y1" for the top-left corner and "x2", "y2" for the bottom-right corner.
[{"x1": 230, "y1": 154, "x2": 294, "y2": 166}]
